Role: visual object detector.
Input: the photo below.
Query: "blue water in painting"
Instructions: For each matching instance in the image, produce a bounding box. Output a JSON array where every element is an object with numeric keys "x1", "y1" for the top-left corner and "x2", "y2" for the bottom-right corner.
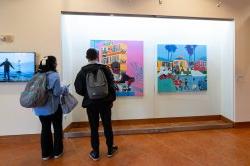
[{"x1": 0, "y1": 62, "x2": 35, "y2": 82}]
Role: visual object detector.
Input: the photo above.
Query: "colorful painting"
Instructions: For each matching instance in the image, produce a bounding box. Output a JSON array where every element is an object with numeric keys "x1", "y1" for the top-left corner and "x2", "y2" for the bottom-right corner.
[
  {"x1": 157, "y1": 44, "x2": 207, "y2": 93},
  {"x1": 91, "y1": 40, "x2": 144, "y2": 96}
]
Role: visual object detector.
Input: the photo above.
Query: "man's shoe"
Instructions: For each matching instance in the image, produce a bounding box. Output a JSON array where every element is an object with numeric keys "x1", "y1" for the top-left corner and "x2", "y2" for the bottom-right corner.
[
  {"x1": 89, "y1": 151, "x2": 100, "y2": 161},
  {"x1": 54, "y1": 152, "x2": 64, "y2": 159},
  {"x1": 107, "y1": 146, "x2": 118, "y2": 158},
  {"x1": 42, "y1": 156, "x2": 52, "y2": 161}
]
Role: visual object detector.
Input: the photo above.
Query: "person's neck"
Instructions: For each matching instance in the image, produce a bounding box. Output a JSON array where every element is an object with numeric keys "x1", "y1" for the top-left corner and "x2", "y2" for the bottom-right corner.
[{"x1": 88, "y1": 60, "x2": 99, "y2": 64}]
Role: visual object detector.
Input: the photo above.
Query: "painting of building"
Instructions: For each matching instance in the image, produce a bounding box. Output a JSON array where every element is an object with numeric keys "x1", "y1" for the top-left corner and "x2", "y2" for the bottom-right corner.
[
  {"x1": 157, "y1": 44, "x2": 207, "y2": 93},
  {"x1": 100, "y1": 41, "x2": 128, "y2": 72},
  {"x1": 91, "y1": 40, "x2": 144, "y2": 96}
]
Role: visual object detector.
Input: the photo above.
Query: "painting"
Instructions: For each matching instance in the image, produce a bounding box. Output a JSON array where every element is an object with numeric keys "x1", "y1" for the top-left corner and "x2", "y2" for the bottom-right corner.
[
  {"x1": 0, "y1": 52, "x2": 35, "y2": 82},
  {"x1": 91, "y1": 40, "x2": 143, "y2": 96},
  {"x1": 157, "y1": 44, "x2": 207, "y2": 93}
]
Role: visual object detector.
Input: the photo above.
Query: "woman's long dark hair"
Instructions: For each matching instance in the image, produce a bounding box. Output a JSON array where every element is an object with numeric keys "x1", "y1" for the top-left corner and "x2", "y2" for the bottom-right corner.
[{"x1": 38, "y1": 56, "x2": 57, "y2": 73}]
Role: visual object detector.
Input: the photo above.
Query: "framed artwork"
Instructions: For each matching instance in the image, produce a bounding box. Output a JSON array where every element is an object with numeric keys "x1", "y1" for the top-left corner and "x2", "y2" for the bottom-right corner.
[
  {"x1": 0, "y1": 52, "x2": 35, "y2": 82},
  {"x1": 157, "y1": 44, "x2": 207, "y2": 93},
  {"x1": 91, "y1": 40, "x2": 144, "y2": 96}
]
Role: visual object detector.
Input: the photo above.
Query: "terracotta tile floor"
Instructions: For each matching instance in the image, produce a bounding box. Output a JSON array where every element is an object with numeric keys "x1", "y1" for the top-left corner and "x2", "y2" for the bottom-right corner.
[{"x1": 1, "y1": 128, "x2": 250, "y2": 166}]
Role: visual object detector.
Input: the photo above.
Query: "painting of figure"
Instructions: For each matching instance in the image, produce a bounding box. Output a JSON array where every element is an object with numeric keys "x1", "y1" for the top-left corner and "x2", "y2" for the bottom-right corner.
[
  {"x1": 0, "y1": 52, "x2": 35, "y2": 82},
  {"x1": 91, "y1": 40, "x2": 144, "y2": 96}
]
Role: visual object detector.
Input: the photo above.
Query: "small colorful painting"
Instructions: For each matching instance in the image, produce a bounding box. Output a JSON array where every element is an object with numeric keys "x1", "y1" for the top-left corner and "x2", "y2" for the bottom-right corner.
[
  {"x1": 91, "y1": 40, "x2": 144, "y2": 96},
  {"x1": 157, "y1": 44, "x2": 207, "y2": 93}
]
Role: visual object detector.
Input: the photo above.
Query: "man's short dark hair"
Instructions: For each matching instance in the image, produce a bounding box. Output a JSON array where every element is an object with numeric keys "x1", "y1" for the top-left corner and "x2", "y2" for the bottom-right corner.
[{"x1": 86, "y1": 48, "x2": 98, "y2": 61}]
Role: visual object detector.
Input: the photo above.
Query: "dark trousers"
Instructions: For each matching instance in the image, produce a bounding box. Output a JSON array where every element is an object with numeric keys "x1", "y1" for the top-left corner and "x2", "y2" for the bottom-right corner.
[
  {"x1": 4, "y1": 70, "x2": 10, "y2": 80},
  {"x1": 39, "y1": 105, "x2": 63, "y2": 157},
  {"x1": 87, "y1": 104, "x2": 114, "y2": 153}
]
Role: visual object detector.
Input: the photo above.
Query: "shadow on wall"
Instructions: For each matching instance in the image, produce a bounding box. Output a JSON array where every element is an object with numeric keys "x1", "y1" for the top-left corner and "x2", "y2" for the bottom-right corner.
[
  {"x1": 223, "y1": 0, "x2": 250, "y2": 11},
  {"x1": 98, "y1": 0, "x2": 158, "y2": 8},
  {"x1": 35, "y1": 53, "x2": 42, "y2": 71},
  {"x1": 62, "y1": 0, "x2": 163, "y2": 12},
  {"x1": 236, "y1": 15, "x2": 250, "y2": 80}
]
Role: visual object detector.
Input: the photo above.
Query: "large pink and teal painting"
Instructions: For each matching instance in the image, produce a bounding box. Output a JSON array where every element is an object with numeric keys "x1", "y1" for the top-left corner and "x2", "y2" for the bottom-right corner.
[
  {"x1": 91, "y1": 40, "x2": 144, "y2": 96},
  {"x1": 157, "y1": 44, "x2": 207, "y2": 93}
]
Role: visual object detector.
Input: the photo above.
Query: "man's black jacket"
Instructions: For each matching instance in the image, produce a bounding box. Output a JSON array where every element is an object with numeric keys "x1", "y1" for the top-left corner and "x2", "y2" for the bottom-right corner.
[{"x1": 74, "y1": 63, "x2": 116, "y2": 108}]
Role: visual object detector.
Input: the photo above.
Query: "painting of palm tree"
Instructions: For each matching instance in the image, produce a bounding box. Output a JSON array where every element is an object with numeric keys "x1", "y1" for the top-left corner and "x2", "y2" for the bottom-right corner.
[
  {"x1": 157, "y1": 44, "x2": 207, "y2": 93},
  {"x1": 169, "y1": 45, "x2": 177, "y2": 61},
  {"x1": 185, "y1": 45, "x2": 193, "y2": 65},
  {"x1": 192, "y1": 45, "x2": 197, "y2": 62},
  {"x1": 164, "y1": 45, "x2": 172, "y2": 61}
]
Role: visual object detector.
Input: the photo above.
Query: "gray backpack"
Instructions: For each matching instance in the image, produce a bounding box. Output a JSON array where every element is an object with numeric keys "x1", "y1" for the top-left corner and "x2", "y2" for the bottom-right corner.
[
  {"x1": 20, "y1": 73, "x2": 48, "y2": 108},
  {"x1": 86, "y1": 68, "x2": 108, "y2": 99}
]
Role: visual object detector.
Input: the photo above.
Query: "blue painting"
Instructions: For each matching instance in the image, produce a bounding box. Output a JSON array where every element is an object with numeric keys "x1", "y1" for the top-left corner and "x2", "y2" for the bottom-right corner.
[
  {"x1": 0, "y1": 52, "x2": 35, "y2": 82},
  {"x1": 157, "y1": 44, "x2": 207, "y2": 93}
]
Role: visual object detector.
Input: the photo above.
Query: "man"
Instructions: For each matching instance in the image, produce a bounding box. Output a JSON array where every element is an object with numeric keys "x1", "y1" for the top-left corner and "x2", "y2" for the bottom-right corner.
[
  {"x1": 74, "y1": 48, "x2": 118, "y2": 161},
  {"x1": 0, "y1": 58, "x2": 14, "y2": 81}
]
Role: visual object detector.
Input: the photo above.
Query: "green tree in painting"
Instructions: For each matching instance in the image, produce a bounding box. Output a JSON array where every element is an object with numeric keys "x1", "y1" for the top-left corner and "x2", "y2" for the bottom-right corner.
[
  {"x1": 192, "y1": 45, "x2": 197, "y2": 62},
  {"x1": 164, "y1": 45, "x2": 172, "y2": 61},
  {"x1": 169, "y1": 45, "x2": 177, "y2": 61},
  {"x1": 185, "y1": 45, "x2": 193, "y2": 64}
]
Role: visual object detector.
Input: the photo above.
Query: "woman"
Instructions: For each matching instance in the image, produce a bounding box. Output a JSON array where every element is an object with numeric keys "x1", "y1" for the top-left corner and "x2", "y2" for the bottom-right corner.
[{"x1": 34, "y1": 56, "x2": 68, "y2": 160}]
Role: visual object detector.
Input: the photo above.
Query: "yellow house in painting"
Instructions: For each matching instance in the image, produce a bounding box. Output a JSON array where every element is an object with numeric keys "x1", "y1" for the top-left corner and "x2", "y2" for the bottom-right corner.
[
  {"x1": 173, "y1": 56, "x2": 189, "y2": 72},
  {"x1": 157, "y1": 60, "x2": 172, "y2": 72},
  {"x1": 100, "y1": 41, "x2": 128, "y2": 72}
]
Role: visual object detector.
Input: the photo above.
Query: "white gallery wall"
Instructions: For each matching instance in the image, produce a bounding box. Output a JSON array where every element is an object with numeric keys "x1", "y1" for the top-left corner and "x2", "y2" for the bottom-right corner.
[
  {"x1": 2, "y1": 0, "x2": 247, "y2": 136},
  {"x1": 61, "y1": 14, "x2": 235, "y2": 122},
  {"x1": 0, "y1": 0, "x2": 63, "y2": 136}
]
